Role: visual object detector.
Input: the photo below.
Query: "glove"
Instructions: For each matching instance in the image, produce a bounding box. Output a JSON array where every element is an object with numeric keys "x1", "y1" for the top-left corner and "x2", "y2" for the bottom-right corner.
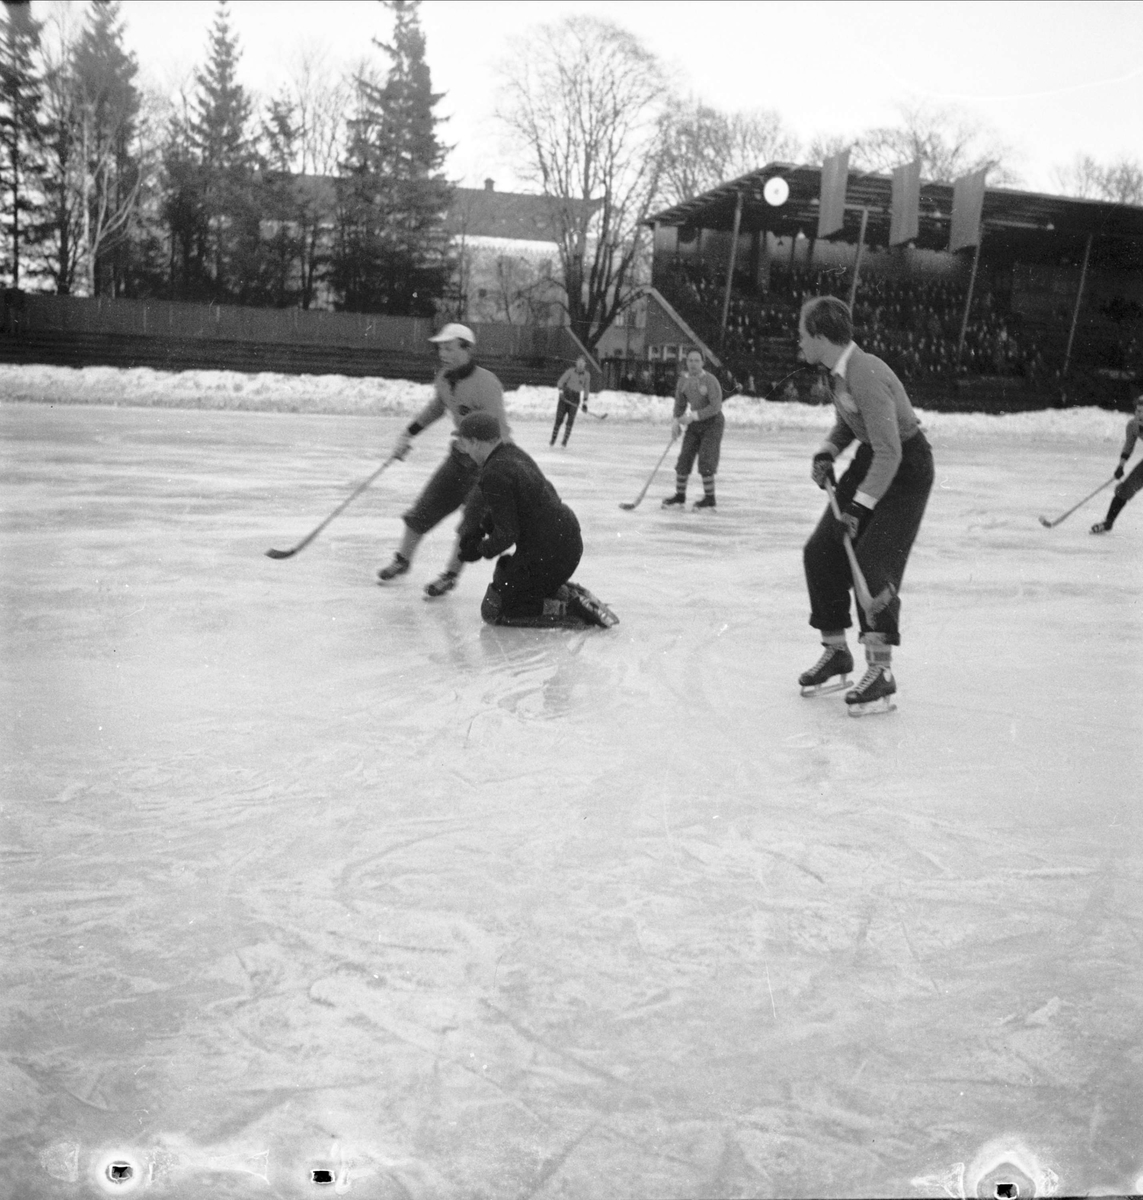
[
  {"x1": 458, "y1": 532, "x2": 484, "y2": 563},
  {"x1": 840, "y1": 499, "x2": 872, "y2": 541},
  {"x1": 392, "y1": 429, "x2": 414, "y2": 461},
  {"x1": 679, "y1": 410, "x2": 695, "y2": 426},
  {"x1": 670, "y1": 419, "x2": 682, "y2": 438},
  {"x1": 811, "y1": 451, "x2": 836, "y2": 489},
  {"x1": 1114, "y1": 461, "x2": 1125, "y2": 480}
]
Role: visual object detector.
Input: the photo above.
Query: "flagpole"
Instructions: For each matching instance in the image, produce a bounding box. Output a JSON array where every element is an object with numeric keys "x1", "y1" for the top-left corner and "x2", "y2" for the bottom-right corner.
[
  {"x1": 847, "y1": 207, "x2": 869, "y2": 309},
  {"x1": 955, "y1": 230, "x2": 983, "y2": 374},
  {"x1": 1062, "y1": 232, "x2": 1093, "y2": 378},
  {"x1": 720, "y1": 190, "x2": 744, "y2": 342}
]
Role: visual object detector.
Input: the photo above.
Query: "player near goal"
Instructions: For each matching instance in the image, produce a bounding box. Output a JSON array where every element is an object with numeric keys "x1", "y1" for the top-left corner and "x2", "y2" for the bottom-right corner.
[
  {"x1": 1091, "y1": 391, "x2": 1143, "y2": 534},
  {"x1": 551, "y1": 356, "x2": 592, "y2": 447},
  {"x1": 376, "y1": 323, "x2": 510, "y2": 598},
  {"x1": 796, "y1": 296, "x2": 935, "y2": 715}
]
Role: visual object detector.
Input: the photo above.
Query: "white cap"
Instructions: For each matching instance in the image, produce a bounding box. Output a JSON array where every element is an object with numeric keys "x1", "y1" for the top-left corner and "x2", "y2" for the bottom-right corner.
[{"x1": 428, "y1": 322, "x2": 476, "y2": 344}]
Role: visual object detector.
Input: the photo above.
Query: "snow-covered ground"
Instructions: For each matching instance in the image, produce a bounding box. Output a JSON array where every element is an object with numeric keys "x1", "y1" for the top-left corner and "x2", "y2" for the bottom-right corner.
[
  {"x1": 1, "y1": 370, "x2": 1141, "y2": 1198},
  {"x1": 0, "y1": 361, "x2": 1132, "y2": 441}
]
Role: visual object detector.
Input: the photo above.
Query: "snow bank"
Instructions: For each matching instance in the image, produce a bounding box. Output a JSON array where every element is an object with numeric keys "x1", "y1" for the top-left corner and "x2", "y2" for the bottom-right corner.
[{"x1": 0, "y1": 362, "x2": 1130, "y2": 442}]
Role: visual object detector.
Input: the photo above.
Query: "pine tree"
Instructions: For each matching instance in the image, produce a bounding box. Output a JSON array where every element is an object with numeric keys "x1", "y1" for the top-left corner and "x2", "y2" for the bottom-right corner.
[
  {"x1": 259, "y1": 93, "x2": 302, "y2": 306},
  {"x1": 0, "y1": 1, "x2": 47, "y2": 289},
  {"x1": 187, "y1": 0, "x2": 258, "y2": 300},
  {"x1": 332, "y1": 0, "x2": 451, "y2": 315}
]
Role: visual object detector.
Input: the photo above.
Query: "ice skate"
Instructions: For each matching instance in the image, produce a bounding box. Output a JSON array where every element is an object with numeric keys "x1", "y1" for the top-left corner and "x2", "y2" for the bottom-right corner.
[
  {"x1": 1090, "y1": 521, "x2": 1111, "y2": 534},
  {"x1": 423, "y1": 569, "x2": 458, "y2": 598},
  {"x1": 845, "y1": 664, "x2": 897, "y2": 716},
  {"x1": 565, "y1": 581, "x2": 620, "y2": 628},
  {"x1": 692, "y1": 495, "x2": 716, "y2": 510},
  {"x1": 661, "y1": 493, "x2": 686, "y2": 508},
  {"x1": 798, "y1": 644, "x2": 854, "y2": 696},
  {"x1": 376, "y1": 553, "x2": 410, "y2": 583}
]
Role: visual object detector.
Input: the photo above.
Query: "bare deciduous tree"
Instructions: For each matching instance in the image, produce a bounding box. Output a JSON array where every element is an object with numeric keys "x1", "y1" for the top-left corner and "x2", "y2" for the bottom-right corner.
[
  {"x1": 1052, "y1": 153, "x2": 1143, "y2": 205},
  {"x1": 656, "y1": 95, "x2": 800, "y2": 206},
  {"x1": 498, "y1": 15, "x2": 667, "y2": 351},
  {"x1": 810, "y1": 100, "x2": 1018, "y2": 185}
]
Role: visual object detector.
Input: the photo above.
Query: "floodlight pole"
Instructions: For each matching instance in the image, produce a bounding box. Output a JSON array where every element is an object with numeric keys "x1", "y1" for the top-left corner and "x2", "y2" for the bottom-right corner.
[
  {"x1": 720, "y1": 189, "x2": 744, "y2": 340},
  {"x1": 1062, "y1": 232, "x2": 1093, "y2": 378}
]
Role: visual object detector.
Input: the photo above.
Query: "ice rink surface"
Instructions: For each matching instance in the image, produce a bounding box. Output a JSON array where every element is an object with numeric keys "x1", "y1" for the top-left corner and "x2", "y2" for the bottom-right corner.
[{"x1": 2, "y1": 400, "x2": 1141, "y2": 1198}]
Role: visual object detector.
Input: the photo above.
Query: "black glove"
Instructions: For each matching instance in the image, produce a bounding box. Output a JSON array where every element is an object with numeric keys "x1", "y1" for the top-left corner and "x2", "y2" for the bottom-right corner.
[
  {"x1": 458, "y1": 533, "x2": 484, "y2": 563},
  {"x1": 1114, "y1": 461, "x2": 1125, "y2": 480},
  {"x1": 840, "y1": 499, "x2": 872, "y2": 541},
  {"x1": 811, "y1": 451, "x2": 836, "y2": 490}
]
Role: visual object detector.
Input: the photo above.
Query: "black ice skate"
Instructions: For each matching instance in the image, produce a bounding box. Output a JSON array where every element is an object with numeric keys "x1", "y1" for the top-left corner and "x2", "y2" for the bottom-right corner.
[
  {"x1": 377, "y1": 553, "x2": 410, "y2": 583},
  {"x1": 1090, "y1": 521, "x2": 1111, "y2": 534},
  {"x1": 692, "y1": 495, "x2": 716, "y2": 510},
  {"x1": 798, "y1": 645, "x2": 854, "y2": 696},
  {"x1": 565, "y1": 582, "x2": 620, "y2": 628},
  {"x1": 424, "y1": 570, "x2": 458, "y2": 598},
  {"x1": 661, "y1": 493, "x2": 686, "y2": 508},
  {"x1": 845, "y1": 664, "x2": 897, "y2": 717}
]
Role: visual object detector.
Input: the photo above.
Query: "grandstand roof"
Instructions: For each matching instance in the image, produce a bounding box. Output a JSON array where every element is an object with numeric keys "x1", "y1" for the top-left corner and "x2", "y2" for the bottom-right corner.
[{"x1": 646, "y1": 164, "x2": 1143, "y2": 253}]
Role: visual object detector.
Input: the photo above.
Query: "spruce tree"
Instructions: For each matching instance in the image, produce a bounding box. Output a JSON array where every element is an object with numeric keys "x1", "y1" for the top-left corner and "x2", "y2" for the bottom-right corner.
[
  {"x1": 259, "y1": 93, "x2": 302, "y2": 306},
  {"x1": 0, "y1": 0, "x2": 47, "y2": 289},
  {"x1": 332, "y1": 0, "x2": 451, "y2": 315},
  {"x1": 187, "y1": 0, "x2": 258, "y2": 300}
]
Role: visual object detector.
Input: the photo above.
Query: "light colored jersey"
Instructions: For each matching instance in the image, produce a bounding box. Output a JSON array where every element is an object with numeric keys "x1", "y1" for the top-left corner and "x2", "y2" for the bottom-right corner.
[{"x1": 823, "y1": 343, "x2": 921, "y2": 505}]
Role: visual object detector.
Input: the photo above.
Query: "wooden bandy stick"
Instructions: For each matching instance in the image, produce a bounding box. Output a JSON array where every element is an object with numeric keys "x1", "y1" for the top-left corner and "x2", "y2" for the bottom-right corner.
[{"x1": 824, "y1": 477, "x2": 896, "y2": 621}]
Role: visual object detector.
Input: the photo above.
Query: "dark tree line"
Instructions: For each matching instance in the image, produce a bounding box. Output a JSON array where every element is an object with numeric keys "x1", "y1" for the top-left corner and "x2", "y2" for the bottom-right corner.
[{"x1": 0, "y1": 0, "x2": 453, "y2": 314}]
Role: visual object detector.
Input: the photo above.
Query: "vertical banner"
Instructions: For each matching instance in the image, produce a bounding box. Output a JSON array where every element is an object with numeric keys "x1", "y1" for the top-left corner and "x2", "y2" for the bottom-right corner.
[
  {"x1": 949, "y1": 166, "x2": 988, "y2": 252},
  {"x1": 889, "y1": 160, "x2": 921, "y2": 246},
  {"x1": 817, "y1": 149, "x2": 850, "y2": 238}
]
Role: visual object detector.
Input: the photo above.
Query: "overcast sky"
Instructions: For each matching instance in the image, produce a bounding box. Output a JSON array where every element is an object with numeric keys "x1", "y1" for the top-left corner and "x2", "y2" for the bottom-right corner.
[{"x1": 109, "y1": 0, "x2": 1143, "y2": 195}]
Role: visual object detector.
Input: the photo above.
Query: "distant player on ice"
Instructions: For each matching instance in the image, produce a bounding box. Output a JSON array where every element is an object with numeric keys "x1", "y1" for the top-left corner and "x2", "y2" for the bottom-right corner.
[
  {"x1": 454, "y1": 412, "x2": 618, "y2": 629},
  {"x1": 1090, "y1": 390, "x2": 1143, "y2": 534},
  {"x1": 551, "y1": 356, "x2": 592, "y2": 447},
  {"x1": 795, "y1": 296, "x2": 935, "y2": 715},
  {"x1": 376, "y1": 323, "x2": 510, "y2": 598},
  {"x1": 662, "y1": 349, "x2": 724, "y2": 510}
]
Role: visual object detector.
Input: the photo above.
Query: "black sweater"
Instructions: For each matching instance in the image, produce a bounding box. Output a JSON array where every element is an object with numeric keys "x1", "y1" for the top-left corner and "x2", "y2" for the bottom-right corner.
[{"x1": 464, "y1": 443, "x2": 579, "y2": 561}]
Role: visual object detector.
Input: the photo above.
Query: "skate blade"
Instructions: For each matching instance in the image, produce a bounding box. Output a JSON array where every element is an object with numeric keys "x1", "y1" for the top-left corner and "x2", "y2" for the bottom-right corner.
[
  {"x1": 846, "y1": 697, "x2": 897, "y2": 717},
  {"x1": 799, "y1": 676, "x2": 850, "y2": 697}
]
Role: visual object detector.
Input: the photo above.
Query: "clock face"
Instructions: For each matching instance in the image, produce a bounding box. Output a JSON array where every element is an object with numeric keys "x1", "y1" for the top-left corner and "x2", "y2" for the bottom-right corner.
[{"x1": 764, "y1": 176, "x2": 789, "y2": 207}]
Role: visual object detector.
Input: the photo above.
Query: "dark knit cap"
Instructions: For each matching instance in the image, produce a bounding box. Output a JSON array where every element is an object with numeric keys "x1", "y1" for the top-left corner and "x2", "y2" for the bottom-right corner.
[{"x1": 457, "y1": 411, "x2": 501, "y2": 442}]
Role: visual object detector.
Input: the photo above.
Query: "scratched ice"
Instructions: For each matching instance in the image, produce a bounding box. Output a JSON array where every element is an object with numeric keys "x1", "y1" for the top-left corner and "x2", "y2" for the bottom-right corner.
[{"x1": 2, "y1": 392, "x2": 1140, "y2": 1198}]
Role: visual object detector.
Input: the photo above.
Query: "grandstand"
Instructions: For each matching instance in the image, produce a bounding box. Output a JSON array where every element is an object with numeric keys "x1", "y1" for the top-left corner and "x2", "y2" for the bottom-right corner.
[{"x1": 627, "y1": 163, "x2": 1143, "y2": 411}]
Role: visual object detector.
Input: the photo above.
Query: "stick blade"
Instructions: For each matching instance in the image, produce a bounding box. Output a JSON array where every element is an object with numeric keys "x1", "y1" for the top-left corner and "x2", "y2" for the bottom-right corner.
[
  {"x1": 1037, "y1": 516, "x2": 1053, "y2": 528},
  {"x1": 265, "y1": 547, "x2": 297, "y2": 559},
  {"x1": 619, "y1": 502, "x2": 637, "y2": 511}
]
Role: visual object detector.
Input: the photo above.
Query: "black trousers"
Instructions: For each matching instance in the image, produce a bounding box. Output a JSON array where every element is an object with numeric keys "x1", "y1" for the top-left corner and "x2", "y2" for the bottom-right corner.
[
  {"x1": 551, "y1": 394, "x2": 580, "y2": 444},
  {"x1": 803, "y1": 430, "x2": 934, "y2": 646},
  {"x1": 483, "y1": 518, "x2": 583, "y2": 622}
]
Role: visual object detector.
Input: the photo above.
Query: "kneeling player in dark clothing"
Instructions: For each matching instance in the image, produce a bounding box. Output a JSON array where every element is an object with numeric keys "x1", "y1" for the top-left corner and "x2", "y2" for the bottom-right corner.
[{"x1": 454, "y1": 412, "x2": 618, "y2": 628}]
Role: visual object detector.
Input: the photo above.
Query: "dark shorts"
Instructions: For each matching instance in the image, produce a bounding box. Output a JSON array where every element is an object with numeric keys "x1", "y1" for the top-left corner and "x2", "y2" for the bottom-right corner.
[
  {"x1": 403, "y1": 445, "x2": 479, "y2": 535},
  {"x1": 676, "y1": 412, "x2": 725, "y2": 477}
]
